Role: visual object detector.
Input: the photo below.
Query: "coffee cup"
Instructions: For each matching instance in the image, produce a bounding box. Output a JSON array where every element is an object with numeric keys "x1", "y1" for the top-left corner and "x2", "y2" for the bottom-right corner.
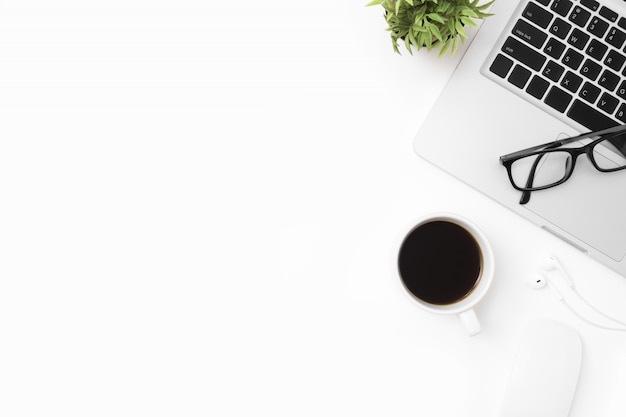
[{"x1": 397, "y1": 213, "x2": 494, "y2": 336}]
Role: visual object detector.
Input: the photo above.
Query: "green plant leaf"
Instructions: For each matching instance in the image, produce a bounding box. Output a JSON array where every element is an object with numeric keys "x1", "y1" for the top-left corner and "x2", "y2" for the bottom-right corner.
[
  {"x1": 460, "y1": 16, "x2": 478, "y2": 27},
  {"x1": 395, "y1": 0, "x2": 403, "y2": 15},
  {"x1": 369, "y1": 0, "x2": 493, "y2": 57},
  {"x1": 404, "y1": 35, "x2": 413, "y2": 54},
  {"x1": 438, "y1": 38, "x2": 451, "y2": 57},
  {"x1": 426, "y1": 13, "x2": 446, "y2": 23},
  {"x1": 429, "y1": 23, "x2": 443, "y2": 42},
  {"x1": 455, "y1": 20, "x2": 467, "y2": 38},
  {"x1": 461, "y1": 7, "x2": 479, "y2": 18}
]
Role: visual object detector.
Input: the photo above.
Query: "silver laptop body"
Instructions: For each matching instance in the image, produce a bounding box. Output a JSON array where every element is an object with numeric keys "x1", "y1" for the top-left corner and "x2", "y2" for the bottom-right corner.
[{"x1": 415, "y1": 0, "x2": 626, "y2": 277}]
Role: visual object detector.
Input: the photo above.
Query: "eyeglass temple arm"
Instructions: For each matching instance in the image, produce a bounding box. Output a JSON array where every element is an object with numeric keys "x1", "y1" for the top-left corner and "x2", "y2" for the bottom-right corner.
[
  {"x1": 519, "y1": 148, "x2": 555, "y2": 205},
  {"x1": 500, "y1": 124, "x2": 626, "y2": 163}
]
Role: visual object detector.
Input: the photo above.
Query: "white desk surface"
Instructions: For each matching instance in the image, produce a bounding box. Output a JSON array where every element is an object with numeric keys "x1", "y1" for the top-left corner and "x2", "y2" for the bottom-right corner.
[{"x1": 1, "y1": 1, "x2": 626, "y2": 415}]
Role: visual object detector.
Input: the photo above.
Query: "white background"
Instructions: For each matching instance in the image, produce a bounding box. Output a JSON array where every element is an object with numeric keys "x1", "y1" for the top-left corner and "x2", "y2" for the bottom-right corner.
[{"x1": 1, "y1": 0, "x2": 626, "y2": 415}]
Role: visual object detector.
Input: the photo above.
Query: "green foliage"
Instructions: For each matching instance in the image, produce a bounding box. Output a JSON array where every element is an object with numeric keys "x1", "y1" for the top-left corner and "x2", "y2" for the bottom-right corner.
[{"x1": 367, "y1": 0, "x2": 494, "y2": 56}]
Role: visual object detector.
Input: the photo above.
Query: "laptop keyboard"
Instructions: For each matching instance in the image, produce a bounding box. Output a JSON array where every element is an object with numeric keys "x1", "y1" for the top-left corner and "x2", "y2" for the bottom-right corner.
[{"x1": 487, "y1": 0, "x2": 626, "y2": 131}]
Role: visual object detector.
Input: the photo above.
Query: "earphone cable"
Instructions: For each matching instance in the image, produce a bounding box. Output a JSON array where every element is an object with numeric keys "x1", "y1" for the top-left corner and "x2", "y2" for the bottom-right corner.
[
  {"x1": 560, "y1": 298, "x2": 626, "y2": 332},
  {"x1": 571, "y1": 288, "x2": 626, "y2": 328}
]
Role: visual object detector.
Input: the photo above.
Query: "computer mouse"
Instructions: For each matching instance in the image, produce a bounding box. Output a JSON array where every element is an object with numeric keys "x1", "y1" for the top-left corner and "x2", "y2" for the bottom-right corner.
[{"x1": 500, "y1": 319, "x2": 582, "y2": 417}]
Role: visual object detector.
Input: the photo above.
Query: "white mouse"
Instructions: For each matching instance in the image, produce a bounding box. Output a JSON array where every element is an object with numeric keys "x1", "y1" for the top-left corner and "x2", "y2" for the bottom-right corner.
[{"x1": 500, "y1": 319, "x2": 582, "y2": 417}]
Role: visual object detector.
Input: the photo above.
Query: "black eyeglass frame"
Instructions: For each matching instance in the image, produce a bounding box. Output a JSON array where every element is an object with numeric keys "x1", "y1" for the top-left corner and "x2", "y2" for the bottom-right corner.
[{"x1": 499, "y1": 124, "x2": 626, "y2": 195}]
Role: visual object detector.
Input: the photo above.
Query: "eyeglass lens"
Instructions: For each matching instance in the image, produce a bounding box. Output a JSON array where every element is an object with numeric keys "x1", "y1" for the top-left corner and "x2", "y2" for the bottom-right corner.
[{"x1": 509, "y1": 134, "x2": 626, "y2": 190}]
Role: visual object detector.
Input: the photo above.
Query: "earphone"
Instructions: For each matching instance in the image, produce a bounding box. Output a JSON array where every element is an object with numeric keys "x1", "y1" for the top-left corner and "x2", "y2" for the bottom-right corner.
[
  {"x1": 540, "y1": 255, "x2": 574, "y2": 288},
  {"x1": 528, "y1": 255, "x2": 626, "y2": 331}
]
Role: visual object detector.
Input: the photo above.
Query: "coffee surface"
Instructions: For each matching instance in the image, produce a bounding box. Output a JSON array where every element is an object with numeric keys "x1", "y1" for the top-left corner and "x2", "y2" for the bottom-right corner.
[{"x1": 398, "y1": 220, "x2": 482, "y2": 305}]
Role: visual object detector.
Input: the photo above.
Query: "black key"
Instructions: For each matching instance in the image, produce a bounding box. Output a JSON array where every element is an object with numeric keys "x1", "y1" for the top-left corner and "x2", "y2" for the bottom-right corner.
[
  {"x1": 543, "y1": 60, "x2": 566, "y2": 81},
  {"x1": 587, "y1": 17, "x2": 610, "y2": 38},
  {"x1": 568, "y1": 6, "x2": 591, "y2": 27},
  {"x1": 501, "y1": 37, "x2": 547, "y2": 71},
  {"x1": 598, "y1": 69, "x2": 620, "y2": 91},
  {"x1": 580, "y1": 0, "x2": 599, "y2": 12},
  {"x1": 523, "y1": 2, "x2": 554, "y2": 29},
  {"x1": 617, "y1": 80, "x2": 626, "y2": 99},
  {"x1": 599, "y1": 6, "x2": 618, "y2": 23},
  {"x1": 568, "y1": 99, "x2": 619, "y2": 130},
  {"x1": 536, "y1": 0, "x2": 550, "y2": 5},
  {"x1": 579, "y1": 82, "x2": 601, "y2": 103},
  {"x1": 545, "y1": 86, "x2": 573, "y2": 112},
  {"x1": 616, "y1": 104, "x2": 626, "y2": 122},
  {"x1": 489, "y1": 54, "x2": 514, "y2": 78},
  {"x1": 586, "y1": 38, "x2": 608, "y2": 60},
  {"x1": 619, "y1": 17, "x2": 626, "y2": 31},
  {"x1": 551, "y1": 0, "x2": 573, "y2": 17},
  {"x1": 605, "y1": 49, "x2": 626, "y2": 71},
  {"x1": 567, "y1": 28, "x2": 590, "y2": 49},
  {"x1": 598, "y1": 92, "x2": 619, "y2": 114},
  {"x1": 580, "y1": 58, "x2": 602, "y2": 80},
  {"x1": 562, "y1": 48, "x2": 584, "y2": 69},
  {"x1": 561, "y1": 70, "x2": 583, "y2": 92},
  {"x1": 606, "y1": 27, "x2": 626, "y2": 49},
  {"x1": 527, "y1": 75, "x2": 551, "y2": 99},
  {"x1": 545, "y1": 38, "x2": 567, "y2": 58},
  {"x1": 513, "y1": 19, "x2": 548, "y2": 48},
  {"x1": 550, "y1": 17, "x2": 572, "y2": 39},
  {"x1": 508, "y1": 65, "x2": 532, "y2": 88}
]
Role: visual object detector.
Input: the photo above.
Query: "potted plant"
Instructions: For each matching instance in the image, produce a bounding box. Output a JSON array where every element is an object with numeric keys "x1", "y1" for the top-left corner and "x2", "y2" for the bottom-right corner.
[{"x1": 367, "y1": 0, "x2": 494, "y2": 56}]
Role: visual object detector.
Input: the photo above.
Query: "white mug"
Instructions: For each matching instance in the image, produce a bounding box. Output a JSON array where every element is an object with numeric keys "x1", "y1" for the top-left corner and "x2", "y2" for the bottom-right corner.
[{"x1": 396, "y1": 213, "x2": 495, "y2": 336}]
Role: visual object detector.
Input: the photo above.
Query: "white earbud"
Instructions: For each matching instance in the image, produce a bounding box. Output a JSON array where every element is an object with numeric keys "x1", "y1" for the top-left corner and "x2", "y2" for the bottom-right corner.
[
  {"x1": 530, "y1": 254, "x2": 626, "y2": 332},
  {"x1": 528, "y1": 272, "x2": 563, "y2": 300},
  {"x1": 540, "y1": 255, "x2": 574, "y2": 287},
  {"x1": 528, "y1": 272, "x2": 547, "y2": 289}
]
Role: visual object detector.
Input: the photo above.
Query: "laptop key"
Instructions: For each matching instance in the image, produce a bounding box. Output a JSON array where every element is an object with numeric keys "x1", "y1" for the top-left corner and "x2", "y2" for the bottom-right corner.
[
  {"x1": 579, "y1": 82, "x2": 601, "y2": 103},
  {"x1": 616, "y1": 80, "x2": 626, "y2": 99},
  {"x1": 551, "y1": 0, "x2": 573, "y2": 17},
  {"x1": 580, "y1": 59, "x2": 602, "y2": 80},
  {"x1": 545, "y1": 38, "x2": 567, "y2": 59},
  {"x1": 569, "y1": 6, "x2": 591, "y2": 27},
  {"x1": 606, "y1": 27, "x2": 626, "y2": 49},
  {"x1": 523, "y1": 2, "x2": 553, "y2": 29},
  {"x1": 599, "y1": 5, "x2": 618, "y2": 23},
  {"x1": 545, "y1": 86, "x2": 573, "y2": 112},
  {"x1": 586, "y1": 39, "x2": 608, "y2": 60},
  {"x1": 527, "y1": 75, "x2": 551, "y2": 99},
  {"x1": 513, "y1": 19, "x2": 548, "y2": 48},
  {"x1": 597, "y1": 92, "x2": 619, "y2": 114},
  {"x1": 567, "y1": 28, "x2": 590, "y2": 49},
  {"x1": 490, "y1": 54, "x2": 514, "y2": 78},
  {"x1": 580, "y1": 0, "x2": 599, "y2": 12},
  {"x1": 616, "y1": 103, "x2": 626, "y2": 122},
  {"x1": 550, "y1": 17, "x2": 572, "y2": 39},
  {"x1": 508, "y1": 65, "x2": 532, "y2": 88},
  {"x1": 587, "y1": 16, "x2": 609, "y2": 38},
  {"x1": 562, "y1": 48, "x2": 584, "y2": 69},
  {"x1": 543, "y1": 60, "x2": 565, "y2": 81},
  {"x1": 501, "y1": 37, "x2": 546, "y2": 71},
  {"x1": 561, "y1": 70, "x2": 583, "y2": 92},
  {"x1": 598, "y1": 69, "x2": 620, "y2": 91},
  {"x1": 604, "y1": 49, "x2": 626, "y2": 71},
  {"x1": 568, "y1": 99, "x2": 619, "y2": 130}
]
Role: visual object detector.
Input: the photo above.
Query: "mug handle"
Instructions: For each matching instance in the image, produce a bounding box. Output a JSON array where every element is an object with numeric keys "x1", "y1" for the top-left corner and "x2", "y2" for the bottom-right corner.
[{"x1": 458, "y1": 308, "x2": 482, "y2": 336}]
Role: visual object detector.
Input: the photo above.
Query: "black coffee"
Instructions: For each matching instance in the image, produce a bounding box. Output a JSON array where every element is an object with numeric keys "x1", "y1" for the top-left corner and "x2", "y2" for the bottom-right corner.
[{"x1": 398, "y1": 220, "x2": 482, "y2": 305}]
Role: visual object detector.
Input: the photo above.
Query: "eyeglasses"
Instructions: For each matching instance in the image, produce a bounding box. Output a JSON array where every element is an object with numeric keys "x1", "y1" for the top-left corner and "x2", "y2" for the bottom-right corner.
[{"x1": 500, "y1": 124, "x2": 626, "y2": 205}]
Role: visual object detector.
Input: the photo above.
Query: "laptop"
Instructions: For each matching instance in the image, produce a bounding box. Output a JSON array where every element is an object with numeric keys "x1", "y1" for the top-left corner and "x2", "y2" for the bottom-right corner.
[{"x1": 414, "y1": 0, "x2": 626, "y2": 277}]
